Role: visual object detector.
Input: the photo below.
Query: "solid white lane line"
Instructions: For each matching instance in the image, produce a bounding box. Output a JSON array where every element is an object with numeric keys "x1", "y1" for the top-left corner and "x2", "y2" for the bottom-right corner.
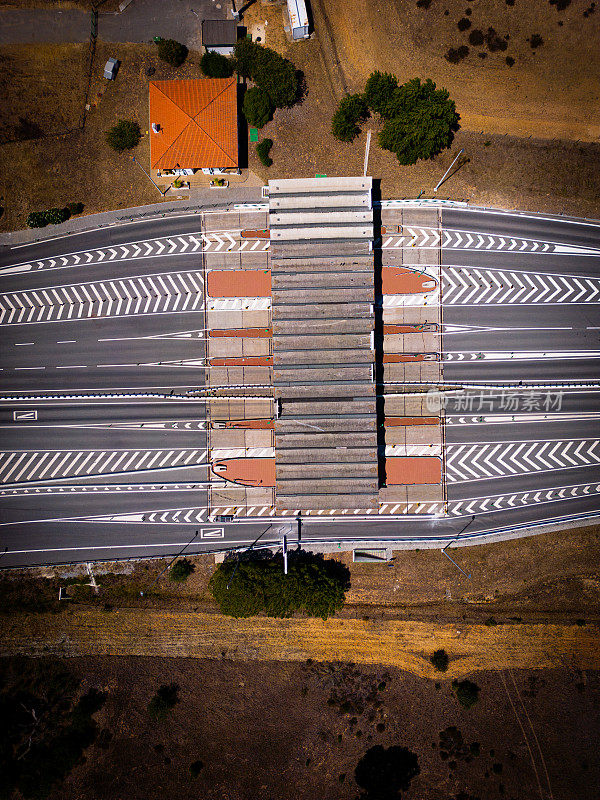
[{"x1": 14, "y1": 342, "x2": 34, "y2": 346}]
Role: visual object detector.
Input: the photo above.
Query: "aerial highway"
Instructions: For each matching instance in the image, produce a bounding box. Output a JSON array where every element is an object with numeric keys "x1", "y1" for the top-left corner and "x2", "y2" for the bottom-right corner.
[{"x1": 0, "y1": 200, "x2": 598, "y2": 567}]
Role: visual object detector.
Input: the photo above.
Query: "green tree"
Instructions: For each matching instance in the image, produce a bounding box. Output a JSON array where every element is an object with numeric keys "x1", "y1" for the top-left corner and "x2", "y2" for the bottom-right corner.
[
  {"x1": 256, "y1": 138, "x2": 273, "y2": 167},
  {"x1": 331, "y1": 93, "x2": 369, "y2": 142},
  {"x1": 106, "y1": 119, "x2": 142, "y2": 152},
  {"x1": 169, "y1": 558, "x2": 195, "y2": 583},
  {"x1": 364, "y1": 71, "x2": 398, "y2": 117},
  {"x1": 355, "y1": 745, "x2": 420, "y2": 800},
  {"x1": 233, "y1": 39, "x2": 299, "y2": 108},
  {"x1": 157, "y1": 38, "x2": 188, "y2": 67},
  {"x1": 148, "y1": 683, "x2": 179, "y2": 720},
  {"x1": 243, "y1": 86, "x2": 272, "y2": 128},
  {"x1": 378, "y1": 78, "x2": 458, "y2": 165},
  {"x1": 209, "y1": 551, "x2": 350, "y2": 619},
  {"x1": 200, "y1": 50, "x2": 234, "y2": 78},
  {"x1": 233, "y1": 37, "x2": 259, "y2": 79}
]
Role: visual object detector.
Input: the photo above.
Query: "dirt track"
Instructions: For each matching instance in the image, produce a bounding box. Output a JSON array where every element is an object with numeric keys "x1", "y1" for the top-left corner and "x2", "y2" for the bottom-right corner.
[{"x1": 2, "y1": 608, "x2": 599, "y2": 678}]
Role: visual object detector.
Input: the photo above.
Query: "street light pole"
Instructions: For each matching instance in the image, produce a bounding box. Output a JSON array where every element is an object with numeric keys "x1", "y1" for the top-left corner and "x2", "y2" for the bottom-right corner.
[{"x1": 434, "y1": 148, "x2": 464, "y2": 193}]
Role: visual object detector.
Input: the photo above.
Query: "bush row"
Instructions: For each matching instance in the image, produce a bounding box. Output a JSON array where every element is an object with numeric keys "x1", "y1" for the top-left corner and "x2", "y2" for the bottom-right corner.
[{"x1": 26, "y1": 202, "x2": 84, "y2": 228}]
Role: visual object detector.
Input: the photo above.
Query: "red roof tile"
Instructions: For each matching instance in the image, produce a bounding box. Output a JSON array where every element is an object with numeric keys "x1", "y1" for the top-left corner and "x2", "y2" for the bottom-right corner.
[{"x1": 149, "y1": 78, "x2": 238, "y2": 169}]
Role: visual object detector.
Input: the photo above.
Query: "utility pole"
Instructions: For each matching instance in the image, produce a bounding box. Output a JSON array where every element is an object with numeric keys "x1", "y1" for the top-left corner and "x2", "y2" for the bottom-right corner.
[
  {"x1": 440, "y1": 515, "x2": 475, "y2": 578},
  {"x1": 363, "y1": 130, "x2": 372, "y2": 177},
  {"x1": 434, "y1": 148, "x2": 464, "y2": 193}
]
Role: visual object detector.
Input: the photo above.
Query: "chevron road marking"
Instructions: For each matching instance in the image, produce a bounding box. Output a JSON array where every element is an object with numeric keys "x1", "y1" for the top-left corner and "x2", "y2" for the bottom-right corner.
[
  {"x1": 0, "y1": 482, "x2": 215, "y2": 497},
  {"x1": 446, "y1": 439, "x2": 600, "y2": 482},
  {"x1": 448, "y1": 481, "x2": 600, "y2": 516},
  {"x1": 444, "y1": 351, "x2": 600, "y2": 363},
  {"x1": 0, "y1": 271, "x2": 205, "y2": 326},
  {"x1": 446, "y1": 412, "x2": 600, "y2": 426},
  {"x1": 381, "y1": 226, "x2": 600, "y2": 256},
  {"x1": 0, "y1": 420, "x2": 208, "y2": 432},
  {"x1": 0, "y1": 448, "x2": 208, "y2": 485},
  {"x1": 1, "y1": 232, "x2": 270, "y2": 276},
  {"x1": 442, "y1": 267, "x2": 600, "y2": 306}
]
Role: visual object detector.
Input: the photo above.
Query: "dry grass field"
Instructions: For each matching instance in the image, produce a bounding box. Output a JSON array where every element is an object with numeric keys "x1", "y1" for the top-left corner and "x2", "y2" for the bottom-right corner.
[
  {"x1": 245, "y1": 0, "x2": 600, "y2": 216},
  {"x1": 1, "y1": 0, "x2": 600, "y2": 231},
  {"x1": 0, "y1": 656, "x2": 598, "y2": 800}
]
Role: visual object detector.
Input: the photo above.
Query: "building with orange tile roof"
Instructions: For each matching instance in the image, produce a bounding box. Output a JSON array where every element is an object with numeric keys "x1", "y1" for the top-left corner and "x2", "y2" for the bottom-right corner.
[{"x1": 149, "y1": 77, "x2": 238, "y2": 171}]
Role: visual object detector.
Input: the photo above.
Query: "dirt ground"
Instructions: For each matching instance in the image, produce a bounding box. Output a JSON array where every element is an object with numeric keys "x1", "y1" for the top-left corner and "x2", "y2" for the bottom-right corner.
[
  {"x1": 1, "y1": 656, "x2": 598, "y2": 800},
  {"x1": 245, "y1": 0, "x2": 600, "y2": 216},
  {"x1": 0, "y1": 41, "x2": 201, "y2": 232},
  {"x1": 3, "y1": 523, "x2": 598, "y2": 624}
]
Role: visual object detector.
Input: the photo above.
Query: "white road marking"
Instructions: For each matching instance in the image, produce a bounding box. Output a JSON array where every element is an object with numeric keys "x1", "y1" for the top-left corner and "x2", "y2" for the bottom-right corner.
[
  {"x1": 381, "y1": 225, "x2": 600, "y2": 256},
  {"x1": 0, "y1": 447, "x2": 208, "y2": 484},
  {"x1": 0, "y1": 270, "x2": 205, "y2": 326},
  {"x1": 446, "y1": 438, "x2": 600, "y2": 482},
  {"x1": 448, "y1": 481, "x2": 600, "y2": 516},
  {"x1": 442, "y1": 266, "x2": 600, "y2": 305}
]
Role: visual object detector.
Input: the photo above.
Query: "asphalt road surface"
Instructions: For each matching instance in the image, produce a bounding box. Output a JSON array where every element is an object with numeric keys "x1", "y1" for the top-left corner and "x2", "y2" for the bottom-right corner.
[{"x1": 0, "y1": 203, "x2": 598, "y2": 567}]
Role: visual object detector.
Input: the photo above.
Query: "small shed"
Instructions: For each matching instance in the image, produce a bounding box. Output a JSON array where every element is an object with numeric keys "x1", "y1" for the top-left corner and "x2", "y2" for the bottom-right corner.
[
  {"x1": 287, "y1": 0, "x2": 309, "y2": 39},
  {"x1": 202, "y1": 19, "x2": 238, "y2": 55}
]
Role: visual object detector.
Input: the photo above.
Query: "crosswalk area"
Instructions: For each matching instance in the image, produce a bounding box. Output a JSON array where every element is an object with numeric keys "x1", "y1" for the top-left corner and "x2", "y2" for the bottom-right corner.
[
  {"x1": 3, "y1": 232, "x2": 270, "y2": 276},
  {"x1": 442, "y1": 267, "x2": 600, "y2": 306},
  {"x1": 0, "y1": 271, "x2": 204, "y2": 325},
  {"x1": 0, "y1": 447, "x2": 208, "y2": 485},
  {"x1": 446, "y1": 439, "x2": 600, "y2": 482}
]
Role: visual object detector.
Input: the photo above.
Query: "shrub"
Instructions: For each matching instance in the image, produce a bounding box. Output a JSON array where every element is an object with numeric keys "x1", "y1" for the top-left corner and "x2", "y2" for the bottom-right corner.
[
  {"x1": 469, "y1": 29, "x2": 484, "y2": 45},
  {"x1": 529, "y1": 33, "x2": 544, "y2": 48},
  {"x1": 457, "y1": 17, "x2": 472, "y2": 30},
  {"x1": 364, "y1": 71, "x2": 398, "y2": 117},
  {"x1": 157, "y1": 38, "x2": 188, "y2": 67},
  {"x1": 106, "y1": 119, "x2": 142, "y2": 152},
  {"x1": 243, "y1": 86, "x2": 273, "y2": 128},
  {"x1": 452, "y1": 679, "x2": 480, "y2": 709},
  {"x1": 26, "y1": 211, "x2": 48, "y2": 228},
  {"x1": 26, "y1": 207, "x2": 70, "y2": 228},
  {"x1": 355, "y1": 746, "x2": 420, "y2": 798},
  {"x1": 190, "y1": 759, "x2": 204, "y2": 777},
  {"x1": 445, "y1": 45, "x2": 470, "y2": 63},
  {"x1": 331, "y1": 93, "x2": 369, "y2": 142},
  {"x1": 66, "y1": 202, "x2": 84, "y2": 216},
  {"x1": 378, "y1": 77, "x2": 458, "y2": 165},
  {"x1": 148, "y1": 683, "x2": 179, "y2": 720},
  {"x1": 430, "y1": 649, "x2": 449, "y2": 672},
  {"x1": 233, "y1": 39, "x2": 299, "y2": 108},
  {"x1": 209, "y1": 550, "x2": 350, "y2": 619},
  {"x1": 169, "y1": 558, "x2": 194, "y2": 583},
  {"x1": 256, "y1": 138, "x2": 273, "y2": 167},
  {"x1": 200, "y1": 50, "x2": 234, "y2": 78},
  {"x1": 44, "y1": 207, "x2": 69, "y2": 225}
]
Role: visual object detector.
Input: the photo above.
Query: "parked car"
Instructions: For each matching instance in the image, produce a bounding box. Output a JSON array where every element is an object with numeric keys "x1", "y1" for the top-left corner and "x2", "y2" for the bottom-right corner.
[{"x1": 104, "y1": 57, "x2": 120, "y2": 80}]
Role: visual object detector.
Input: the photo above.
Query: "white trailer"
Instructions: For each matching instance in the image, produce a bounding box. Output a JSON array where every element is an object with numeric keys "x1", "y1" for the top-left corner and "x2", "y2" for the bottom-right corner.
[{"x1": 287, "y1": 0, "x2": 309, "y2": 39}]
